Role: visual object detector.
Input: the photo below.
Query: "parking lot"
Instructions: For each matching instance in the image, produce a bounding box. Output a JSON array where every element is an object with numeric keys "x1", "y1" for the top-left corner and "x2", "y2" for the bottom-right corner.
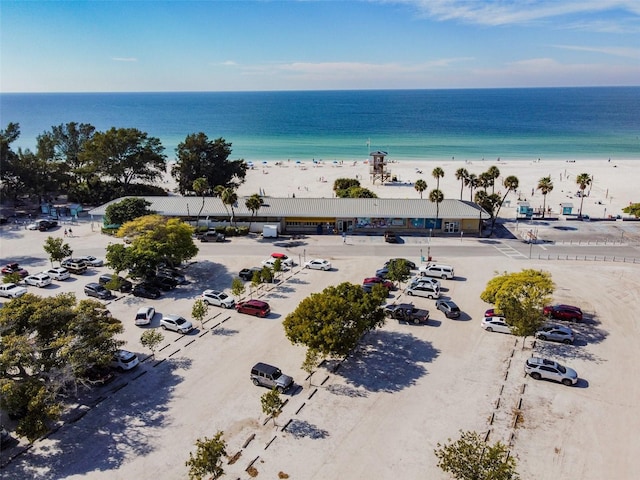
[{"x1": 1, "y1": 221, "x2": 639, "y2": 479}]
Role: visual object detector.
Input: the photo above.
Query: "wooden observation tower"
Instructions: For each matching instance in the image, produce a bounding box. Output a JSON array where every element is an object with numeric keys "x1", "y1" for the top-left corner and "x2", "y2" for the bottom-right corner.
[{"x1": 369, "y1": 151, "x2": 391, "y2": 184}]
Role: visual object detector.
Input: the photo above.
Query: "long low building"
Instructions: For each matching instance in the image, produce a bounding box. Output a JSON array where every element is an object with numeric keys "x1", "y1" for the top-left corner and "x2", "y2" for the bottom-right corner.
[{"x1": 89, "y1": 196, "x2": 491, "y2": 236}]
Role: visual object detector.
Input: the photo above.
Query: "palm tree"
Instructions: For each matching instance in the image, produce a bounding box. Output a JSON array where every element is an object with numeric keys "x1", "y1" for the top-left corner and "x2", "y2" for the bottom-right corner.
[
  {"x1": 245, "y1": 193, "x2": 264, "y2": 230},
  {"x1": 455, "y1": 168, "x2": 468, "y2": 200},
  {"x1": 192, "y1": 177, "x2": 209, "y2": 225},
  {"x1": 576, "y1": 173, "x2": 592, "y2": 218},
  {"x1": 487, "y1": 165, "x2": 500, "y2": 194},
  {"x1": 474, "y1": 190, "x2": 489, "y2": 236},
  {"x1": 479, "y1": 171, "x2": 493, "y2": 193},
  {"x1": 466, "y1": 173, "x2": 478, "y2": 201},
  {"x1": 429, "y1": 188, "x2": 444, "y2": 229},
  {"x1": 414, "y1": 179, "x2": 428, "y2": 199},
  {"x1": 489, "y1": 175, "x2": 519, "y2": 234},
  {"x1": 221, "y1": 187, "x2": 238, "y2": 225},
  {"x1": 432, "y1": 167, "x2": 445, "y2": 191},
  {"x1": 537, "y1": 176, "x2": 554, "y2": 219}
]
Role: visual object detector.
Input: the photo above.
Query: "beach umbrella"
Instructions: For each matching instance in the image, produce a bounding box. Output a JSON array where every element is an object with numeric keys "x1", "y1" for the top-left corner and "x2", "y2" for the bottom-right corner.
[
  {"x1": 296, "y1": 160, "x2": 301, "y2": 165},
  {"x1": 262, "y1": 160, "x2": 268, "y2": 165},
  {"x1": 333, "y1": 160, "x2": 338, "y2": 164}
]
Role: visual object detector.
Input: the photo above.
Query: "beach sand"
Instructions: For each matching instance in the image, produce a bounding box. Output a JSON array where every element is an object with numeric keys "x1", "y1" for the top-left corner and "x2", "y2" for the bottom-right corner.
[{"x1": 228, "y1": 158, "x2": 637, "y2": 220}]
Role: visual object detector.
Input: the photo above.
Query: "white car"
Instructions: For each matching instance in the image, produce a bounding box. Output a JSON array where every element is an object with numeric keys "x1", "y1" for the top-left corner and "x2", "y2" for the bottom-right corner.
[
  {"x1": 202, "y1": 289, "x2": 235, "y2": 308},
  {"x1": 78, "y1": 256, "x2": 104, "y2": 267},
  {"x1": 409, "y1": 276, "x2": 441, "y2": 289},
  {"x1": 160, "y1": 314, "x2": 194, "y2": 334},
  {"x1": 481, "y1": 316, "x2": 512, "y2": 334},
  {"x1": 47, "y1": 267, "x2": 70, "y2": 281},
  {"x1": 264, "y1": 253, "x2": 294, "y2": 267},
  {"x1": 110, "y1": 350, "x2": 140, "y2": 371},
  {"x1": 304, "y1": 259, "x2": 331, "y2": 271},
  {"x1": 0, "y1": 283, "x2": 28, "y2": 298},
  {"x1": 24, "y1": 272, "x2": 52, "y2": 288},
  {"x1": 261, "y1": 258, "x2": 290, "y2": 270},
  {"x1": 135, "y1": 306, "x2": 156, "y2": 326}
]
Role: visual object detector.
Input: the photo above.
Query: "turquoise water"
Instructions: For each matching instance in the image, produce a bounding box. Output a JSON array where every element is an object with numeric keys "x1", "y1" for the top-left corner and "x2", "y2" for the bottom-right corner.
[{"x1": 1, "y1": 88, "x2": 639, "y2": 162}]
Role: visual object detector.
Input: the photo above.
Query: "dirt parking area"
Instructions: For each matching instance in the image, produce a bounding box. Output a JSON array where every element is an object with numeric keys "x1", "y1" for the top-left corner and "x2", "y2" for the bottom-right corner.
[{"x1": 1, "y1": 222, "x2": 638, "y2": 479}]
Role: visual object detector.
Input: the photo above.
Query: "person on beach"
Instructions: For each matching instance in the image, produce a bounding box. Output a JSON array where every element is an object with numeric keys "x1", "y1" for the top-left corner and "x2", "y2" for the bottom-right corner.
[
  {"x1": 68, "y1": 228, "x2": 73, "y2": 237},
  {"x1": 64, "y1": 229, "x2": 67, "y2": 237}
]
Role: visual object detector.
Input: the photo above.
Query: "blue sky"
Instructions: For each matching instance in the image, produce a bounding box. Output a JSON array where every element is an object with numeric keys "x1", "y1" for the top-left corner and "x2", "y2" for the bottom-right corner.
[{"x1": 1, "y1": 0, "x2": 639, "y2": 92}]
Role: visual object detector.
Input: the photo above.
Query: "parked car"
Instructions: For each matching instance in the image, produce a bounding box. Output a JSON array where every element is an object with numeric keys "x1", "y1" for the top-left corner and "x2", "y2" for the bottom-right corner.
[
  {"x1": 160, "y1": 314, "x2": 194, "y2": 334},
  {"x1": 27, "y1": 219, "x2": 57, "y2": 231},
  {"x1": 202, "y1": 289, "x2": 235, "y2": 308},
  {"x1": 484, "y1": 308, "x2": 502, "y2": 317},
  {"x1": 134, "y1": 306, "x2": 156, "y2": 326},
  {"x1": 236, "y1": 299, "x2": 271, "y2": 317},
  {"x1": 543, "y1": 304, "x2": 583, "y2": 322},
  {"x1": 363, "y1": 277, "x2": 395, "y2": 290},
  {"x1": 84, "y1": 282, "x2": 111, "y2": 300},
  {"x1": 304, "y1": 258, "x2": 332, "y2": 270},
  {"x1": 409, "y1": 276, "x2": 441, "y2": 289},
  {"x1": 267, "y1": 252, "x2": 294, "y2": 266},
  {"x1": 0, "y1": 283, "x2": 28, "y2": 298},
  {"x1": 98, "y1": 274, "x2": 133, "y2": 293},
  {"x1": 384, "y1": 230, "x2": 398, "y2": 243},
  {"x1": 200, "y1": 231, "x2": 226, "y2": 242},
  {"x1": 2, "y1": 263, "x2": 29, "y2": 278},
  {"x1": 250, "y1": 362, "x2": 294, "y2": 392},
  {"x1": 78, "y1": 255, "x2": 104, "y2": 267},
  {"x1": 374, "y1": 267, "x2": 389, "y2": 279},
  {"x1": 524, "y1": 357, "x2": 578, "y2": 386},
  {"x1": 418, "y1": 263, "x2": 455, "y2": 279},
  {"x1": 481, "y1": 316, "x2": 512, "y2": 334},
  {"x1": 156, "y1": 267, "x2": 187, "y2": 284},
  {"x1": 404, "y1": 283, "x2": 440, "y2": 299},
  {"x1": 535, "y1": 325, "x2": 575, "y2": 344},
  {"x1": 435, "y1": 300, "x2": 461, "y2": 318},
  {"x1": 384, "y1": 303, "x2": 429, "y2": 324},
  {"x1": 384, "y1": 258, "x2": 417, "y2": 270},
  {"x1": 148, "y1": 275, "x2": 178, "y2": 291},
  {"x1": 262, "y1": 257, "x2": 290, "y2": 269},
  {"x1": 24, "y1": 272, "x2": 52, "y2": 288},
  {"x1": 239, "y1": 267, "x2": 262, "y2": 281},
  {"x1": 61, "y1": 259, "x2": 87, "y2": 275},
  {"x1": 133, "y1": 283, "x2": 161, "y2": 299},
  {"x1": 47, "y1": 267, "x2": 70, "y2": 281},
  {"x1": 82, "y1": 366, "x2": 115, "y2": 386},
  {"x1": 110, "y1": 350, "x2": 140, "y2": 371}
]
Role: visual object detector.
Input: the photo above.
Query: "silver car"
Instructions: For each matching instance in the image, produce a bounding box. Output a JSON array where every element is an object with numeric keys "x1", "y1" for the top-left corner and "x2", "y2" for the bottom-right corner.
[
  {"x1": 525, "y1": 357, "x2": 578, "y2": 386},
  {"x1": 202, "y1": 289, "x2": 235, "y2": 308},
  {"x1": 535, "y1": 325, "x2": 575, "y2": 344},
  {"x1": 160, "y1": 314, "x2": 193, "y2": 334},
  {"x1": 481, "y1": 316, "x2": 512, "y2": 334}
]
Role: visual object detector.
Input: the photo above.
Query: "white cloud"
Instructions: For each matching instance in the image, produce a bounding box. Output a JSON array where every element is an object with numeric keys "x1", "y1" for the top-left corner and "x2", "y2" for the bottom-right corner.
[{"x1": 552, "y1": 44, "x2": 640, "y2": 59}]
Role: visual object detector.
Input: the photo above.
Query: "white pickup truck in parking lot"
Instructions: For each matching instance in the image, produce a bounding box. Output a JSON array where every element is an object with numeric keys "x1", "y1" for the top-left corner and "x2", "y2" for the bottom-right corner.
[{"x1": 0, "y1": 283, "x2": 28, "y2": 298}]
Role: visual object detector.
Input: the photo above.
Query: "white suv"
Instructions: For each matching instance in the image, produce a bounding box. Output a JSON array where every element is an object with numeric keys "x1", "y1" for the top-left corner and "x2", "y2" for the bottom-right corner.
[
  {"x1": 404, "y1": 283, "x2": 440, "y2": 299},
  {"x1": 202, "y1": 289, "x2": 235, "y2": 308},
  {"x1": 525, "y1": 357, "x2": 578, "y2": 386},
  {"x1": 135, "y1": 306, "x2": 156, "y2": 326},
  {"x1": 418, "y1": 263, "x2": 454, "y2": 279}
]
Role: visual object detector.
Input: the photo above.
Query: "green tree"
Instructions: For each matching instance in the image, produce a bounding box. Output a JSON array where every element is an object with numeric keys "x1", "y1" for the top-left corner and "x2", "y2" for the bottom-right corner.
[
  {"x1": 455, "y1": 167, "x2": 469, "y2": 200},
  {"x1": 537, "y1": 176, "x2": 554, "y2": 218},
  {"x1": 140, "y1": 330, "x2": 164, "y2": 358},
  {"x1": 245, "y1": 193, "x2": 264, "y2": 230},
  {"x1": 478, "y1": 171, "x2": 493, "y2": 193},
  {"x1": 480, "y1": 269, "x2": 554, "y2": 338},
  {"x1": 466, "y1": 173, "x2": 478, "y2": 201},
  {"x1": 487, "y1": 165, "x2": 501, "y2": 194},
  {"x1": 575, "y1": 173, "x2": 592, "y2": 219},
  {"x1": 43, "y1": 122, "x2": 96, "y2": 184},
  {"x1": 192, "y1": 177, "x2": 210, "y2": 225},
  {"x1": 489, "y1": 175, "x2": 519, "y2": 234},
  {"x1": 434, "y1": 430, "x2": 519, "y2": 480},
  {"x1": 43, "y1": 236, "x2": 73, "y2": 266},
  {"x1": 185, "y1": 431, "x2": 227, "y2": 480},
  {"x1": 250, "y1": 270, "x2": 262, "y2": 295},
  {"x1": 414, "y1": 179, "x2": 428, "y2": 199},
  {"x1": 0, "y1": 123, "x2": 24, "y2": 201},
  {"x1": 192, "y1": 298, "x2": 209, "y2": 329},
  {"x1": 107, "y1": 215, "x2": 197, "y2": 278},
  {"x1": 80, "y1": 127, "x2": 166, "y2": 188},
  {"x1": 283, "y1": 282, "x2": 386, "y2": 359},
  {"x1": 385, "y1": 259, "x2": 411, "y2": 288},
  {"x1": 172, "y1": 133, "x2": 247, "y2": 195},
  {"x1": 333, "y1": 178, "x2": 360, "y2": 191},
  {"x1": 221, "y1": 187, "x2": 238, "y2": 225},
  {"x1": 335, "y1": 186, "x2": 377, "y2": 198},
  {"x1": 301, "y1": 349, "x2": 321, "y2": 386},
  {"x1": 261, "y1": 388, "x2": 285, "y2": 426},
  {"x1": 104, "y1": 197, "x2": 153, "y2": 226},
  {"x1": 0, "y1": 293, "x2": 123, "y2": 441},
  {"x1": 231, "y1": 277, "x2": 246, "y2": 300},
  {"x1": 429, "y1": 188, "x2": 444, "y2": 227},
  {"x1": 3, "y1": 272, "x2": 22, "y2": 284},
  {"x1": 622, "y1": 202, "x2": 640, "y2": 218},
  {"x1": 261, "y1": 265, "x2": 274, "y2": 284},
  {"x1": 432, "y1": 167, "x2": 445, "y2": 191}
]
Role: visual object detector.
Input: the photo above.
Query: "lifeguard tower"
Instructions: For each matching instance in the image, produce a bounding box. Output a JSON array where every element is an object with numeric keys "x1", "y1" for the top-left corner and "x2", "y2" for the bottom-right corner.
[{"x1": 369, "y1": 151, "x2": 391, "y2": 184}]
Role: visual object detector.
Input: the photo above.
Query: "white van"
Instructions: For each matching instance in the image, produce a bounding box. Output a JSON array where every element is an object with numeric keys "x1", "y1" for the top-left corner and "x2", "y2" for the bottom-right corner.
[
  {"x1": 404, "y1": 283, "x2": 440, "y2": 299},
  {"x1": 418, "y1": 263, "x2": 455, "y2": 280}
]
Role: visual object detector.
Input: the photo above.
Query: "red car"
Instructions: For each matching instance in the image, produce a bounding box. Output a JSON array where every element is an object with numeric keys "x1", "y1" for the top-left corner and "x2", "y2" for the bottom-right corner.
[
  {"x1": 484, "y1": 308, "x2": 503, "y2": 317},
  {"x1": 236, "y1": 300, "x2": 271, "y2": 317},
  {"x1": 2, "y1": 263, "x2": 29, "y2": 278},
  {"x1": 543, "y1": 304, "x2": 583, "y2": 322},
  {"x1": 362, "y1": 277, "x2": 395, "y2": 290}
]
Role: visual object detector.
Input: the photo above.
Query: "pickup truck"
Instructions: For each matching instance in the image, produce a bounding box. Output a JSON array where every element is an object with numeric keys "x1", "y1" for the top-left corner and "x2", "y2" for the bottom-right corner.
[
  {"x1": 384, "y1": 303, "x2": 429, "y2": 324},
  {"x1": 0, "y1": 283, "x2": 28, "y2": 298}
]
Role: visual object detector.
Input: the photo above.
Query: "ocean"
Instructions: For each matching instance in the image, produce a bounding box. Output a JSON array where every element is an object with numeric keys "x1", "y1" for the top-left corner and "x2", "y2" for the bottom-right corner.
[{"x1": 1, "y1": 87, "x2": 639, "y2": 162}]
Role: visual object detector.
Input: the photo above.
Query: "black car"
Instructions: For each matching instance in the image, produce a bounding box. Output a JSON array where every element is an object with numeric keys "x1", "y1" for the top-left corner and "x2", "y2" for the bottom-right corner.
[
  {"x1": 98, "y1": 274, "x2": 133, "y2": 293},
  {"x1": 384, "y1": 258, "x2": 417, "y2": 270},
  {"x1": 132, "y1": 283, "x2": 161, "y2": 299},
  {"x1": 38, "y1": 219, "x2": 58, "y2": 231},
  {"x1": 148, "y1": 275, "x2": 178, "y2": 291},
  {"x1": 435, "y1": 300, "x2": 461, "y2": 318},
  {"x1": 239, "y1": 267, "x2": 262, "y2": 281},
  {"x1": 156, "y1": 268, "x2": 187, "y2": 284}
]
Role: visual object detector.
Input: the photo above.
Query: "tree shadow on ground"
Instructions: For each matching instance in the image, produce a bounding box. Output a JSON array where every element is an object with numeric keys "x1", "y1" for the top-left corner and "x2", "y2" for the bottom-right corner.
[
  {"x1": 211, "y1": 327, "x2": 238, "y2": 336},
  {"x1": 337, "y1": 330, "x2": 440, "y2": 393},
  {"x1": 285, "y1": 419, "x2": 329, "y2": 440},
  {"x1": 1, "y1": 357, "x2": 191, "y2": 479},
  {"x1": 534, "y1": 341, "x2": 605, "y2": 364},
  {"x1": 325, "y1": 384, "x2": 369, "y2": 398}
]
